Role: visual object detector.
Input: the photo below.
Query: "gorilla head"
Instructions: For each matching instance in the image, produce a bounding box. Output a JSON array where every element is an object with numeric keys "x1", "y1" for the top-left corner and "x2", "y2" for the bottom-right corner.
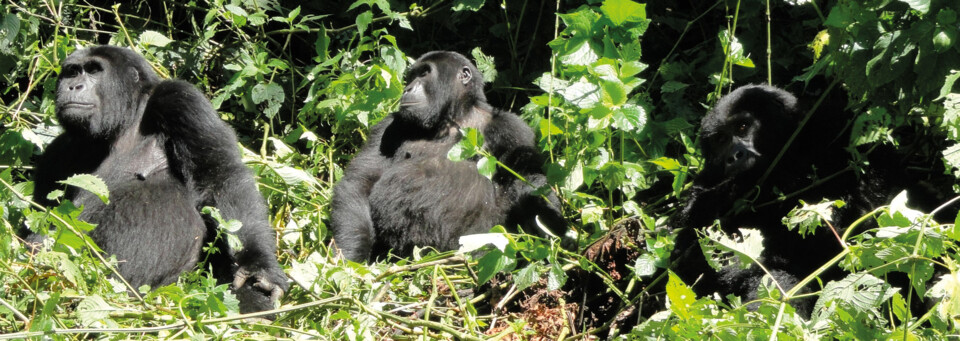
[
  {"x1": 697, "y1": 84, "x2": 798, "y2": 186},
  {"x1": 56, "y1": 46, "x2": 160, "y2": 139},
  {"x1": 397, "y1": 51, "x2": 487, "y2": 129}
]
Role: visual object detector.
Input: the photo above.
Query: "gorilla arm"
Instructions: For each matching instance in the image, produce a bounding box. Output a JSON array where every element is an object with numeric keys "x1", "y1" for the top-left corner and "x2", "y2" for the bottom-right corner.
[
  {"x1": 483, "y1": 110, "x2": 566, "y2": 235},
  {"x1": 329, "y1": 116, "x2": 393, "y2": 261},
  {"x1": 141, "y1": 80, "x2": 287, "y2": 301}
]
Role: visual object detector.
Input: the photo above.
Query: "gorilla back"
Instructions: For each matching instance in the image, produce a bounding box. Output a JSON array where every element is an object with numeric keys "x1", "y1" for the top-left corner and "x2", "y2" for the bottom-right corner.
[{"x1": 28, "y1": 46, "x2": 287, "y2": 314}]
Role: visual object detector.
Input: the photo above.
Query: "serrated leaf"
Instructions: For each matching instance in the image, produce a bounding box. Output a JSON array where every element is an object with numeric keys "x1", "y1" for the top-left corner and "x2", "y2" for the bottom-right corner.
[
  {"x1": 633, "y1": 253, "x2": 657, "y2": 278},
  {"x1": 251, "y1": 82, "x2": 284, "y2": 119},
  {"x1": 138, "y1": 30, "x2": 173, "y2": 47},
  {"x1": 560, "y1": 78, "x2": 601, "y2": 109},
  {"x1": 77, "y1": 295, "x2": 116, "y2": 327},
  {"x1": 612, "y1": 104, "x2": 647, "y2": 132},
  {"x1": 666, "y1": 271, "x2": 696, "y2": 320},
  {"x1": 700, "y1": 227, "x2": 764, "y2": 270},
  {"x1": 272, "y1": 165, "x2": 321, "y2": 190},
  {"x1": 600, "y1": 0, "x2": 646, "y2": 26},
  {"x1": 470, "y1": 47, "x2": 497, "y2": 83},
  {"x1": 59, "y1": 174, "x2": 109, "y2": 204},
  {"x1": 782, "y1": 199, "x2": 844, "y2": 236},
  {"x1": 547, "y1": 262, "x2": 567, "y2": 290},
  {"x1": 812, "y1": 273, "x2": 898, "y2": 317},
  {"x1": 356, "y1": 11, "x2": 373, "y2": 36},
  {"x1": 515, "y1": 263, "x2": 541, "y2": 291}
]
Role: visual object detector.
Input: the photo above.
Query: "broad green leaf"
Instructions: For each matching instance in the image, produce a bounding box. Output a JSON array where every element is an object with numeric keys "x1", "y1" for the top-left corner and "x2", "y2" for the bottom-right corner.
[
  {"x1": 60, "y1": 174, "x2": 109, "y2": 204},
  {"x1": 812, "y1": 273, "x2": 898, "y2": 316},
  {"x1": 700, "y1": 227, "x2": 764, "y2": 271},
  {"x1": 782, "y1": 199, "x2": 845, "y2": 237},
  {"x1": 356, "y1": 10, "x2": 373, "y2": 35},
  {"x1": 547, "y1": 262, "x2": 567, "y2": 290},
  {"x1": 77, "y1": 296, "x2": 116, "y2": 327},
  {"x1": 515, "y1": 263, "x2": 541, "y2": 291},
  {"x1": 898, "y1": 0, "x2": 930, "y2": 14},
  {"x1": 251, "y1": 82, "x2": 284, "y2": 119},
  {"x1": 633, "y1": 253, "x2": 657, "y2": 278},
  {"x1": 612, "y1": 104, "x2": 646, "y2": 132},
  {"x1": 458, "y1": 233, "x2": 509, "y2": 253},
  {"x1": 929, "y1": 268, "x2": 960, "y2": 322},
  {"x1": 560, "y1": 77, "x2": 601, "y2": 109},
  {"x1": 475, "y1": 249, "x2": 511, "y2": 284},
  {"x1": 477, "y1": 155, "x2": 496, "y2": 180},
  {"x1": 138, "y1": 31, "x2": 173, "y2": 48},
  {"x1": 560, "y1": 39, "x2": 599, "y2": 67},
  {"x1": 665, "y1": 271, "x2": 696, "y2": 320},
  {"x1": 271, "y1": 165, "x2": 321, "y2": 190},
  {"x1": 600, "y1": 0, "x2": 646, "y2": 26}
]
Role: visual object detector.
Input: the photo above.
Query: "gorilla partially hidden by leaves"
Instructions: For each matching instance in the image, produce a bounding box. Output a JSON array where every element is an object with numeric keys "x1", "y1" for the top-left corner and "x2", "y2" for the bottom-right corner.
[
  {"x1": 331, "y1": 51, "x2": 566, "y2": 262},
  {"x1": 672, "y1": 84, "x2": 903, "y2": 314},
  {"x1": 24, "y1": 46, "x2": 287, "y2": 313}
]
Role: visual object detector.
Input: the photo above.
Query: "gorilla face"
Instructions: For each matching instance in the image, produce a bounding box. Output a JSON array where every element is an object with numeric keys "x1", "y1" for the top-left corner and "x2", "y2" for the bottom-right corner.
[
  {"x1": 699, "y1": 84, "x2": 798, "y2": 182},
  {"x1": 398, "y1": 51, "x2": 485, "y2": 129},
  {"x1": 56, "y1": 46, "x2": 157, "y2": 140}
]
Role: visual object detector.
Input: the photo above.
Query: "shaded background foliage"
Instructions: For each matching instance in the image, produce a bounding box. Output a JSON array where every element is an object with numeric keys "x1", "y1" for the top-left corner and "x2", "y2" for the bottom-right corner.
[{"x1": 1, "y1": 0, "x2": 960, "y2": 339}]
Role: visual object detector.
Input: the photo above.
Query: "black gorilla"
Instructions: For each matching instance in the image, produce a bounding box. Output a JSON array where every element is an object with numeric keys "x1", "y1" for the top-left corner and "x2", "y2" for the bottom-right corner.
[
  {"x1": 25, "y1": 46, "x2": 287, "y2": 313},
  {"x1": 672, "y1": 84, "x2": 899, "y2": 314},
  {"x1": 330, "y1": 51, "x2": 565, "y2": 262}
]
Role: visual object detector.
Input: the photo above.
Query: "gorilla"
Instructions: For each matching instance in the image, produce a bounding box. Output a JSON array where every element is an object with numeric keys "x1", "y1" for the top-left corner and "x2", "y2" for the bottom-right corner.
[
  {"x1": 330, "y1": 51, "x2": 566, "y2": 262},
  {"x1": 24, "y1": 46, "x2": 287, "y2": 314},
  {"x1": 672, "y1": 84, "x2": 900, "y2": 314}
]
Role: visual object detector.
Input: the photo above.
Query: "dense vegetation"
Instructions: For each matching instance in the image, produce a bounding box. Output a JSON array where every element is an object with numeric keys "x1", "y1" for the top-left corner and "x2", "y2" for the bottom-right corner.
[{"x1": 1, "y1": 0, "x2": 959, "y2": 339}]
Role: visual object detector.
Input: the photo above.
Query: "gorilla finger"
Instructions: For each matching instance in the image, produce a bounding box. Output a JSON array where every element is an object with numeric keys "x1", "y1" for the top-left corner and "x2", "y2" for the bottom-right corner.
[{"x1": 232, "y1": 269, "x2": 252, "y2": 289}]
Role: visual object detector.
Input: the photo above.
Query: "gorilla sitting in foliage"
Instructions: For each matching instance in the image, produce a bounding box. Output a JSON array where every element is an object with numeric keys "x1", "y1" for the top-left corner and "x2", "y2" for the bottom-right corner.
[
  {"x1": 672, "y1": 84, "x2": 904, "y2": 314},
  {"x1": 24, "y1": 46, "x2": 287, "y2": 314},
  {"x1": 330, "y1": 51, "x2": 566, "y2": 262}
]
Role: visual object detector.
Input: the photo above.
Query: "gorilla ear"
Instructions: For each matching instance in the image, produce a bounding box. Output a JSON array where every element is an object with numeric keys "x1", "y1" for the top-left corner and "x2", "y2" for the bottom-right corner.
[
  {"x1": 458, "y1": 66, "x2": 472, "y2": 85},
  {"x1": 129, "y1": 67, "x2": 140, "y2": 83}
]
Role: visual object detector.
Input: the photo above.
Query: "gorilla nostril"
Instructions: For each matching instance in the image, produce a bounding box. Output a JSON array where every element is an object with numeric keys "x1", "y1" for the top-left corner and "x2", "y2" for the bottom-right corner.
[
  {"x1": 71, "y1": 84, "x2": 84, "y2": 91},
  {"x1": 734, "y1": 150, "x2": 743, "y2": 159}
]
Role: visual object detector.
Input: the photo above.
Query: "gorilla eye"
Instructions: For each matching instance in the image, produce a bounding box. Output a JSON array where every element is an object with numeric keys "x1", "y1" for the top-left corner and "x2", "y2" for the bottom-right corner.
[
  {"x1": 84, "y1": 61, "x2": 103, "y2": 74},
  {"x1": 419, "y1": 66, "x2": 431, "y2": 78},
  {"x1": 736, "y1": 121, "x2": 749, "y2": 134},
  {"x1": 62, "y1": 64, "x2": 81, "y2": 78}
]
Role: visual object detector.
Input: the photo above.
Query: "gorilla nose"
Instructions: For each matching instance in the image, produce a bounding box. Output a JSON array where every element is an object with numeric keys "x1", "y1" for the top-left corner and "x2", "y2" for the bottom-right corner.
[
  {"x1": 69, "y1": 83, "x2": 84, "y2": 91},
  {"x1": 726, "y1": 150, "x2": 743, "y2": 165}
]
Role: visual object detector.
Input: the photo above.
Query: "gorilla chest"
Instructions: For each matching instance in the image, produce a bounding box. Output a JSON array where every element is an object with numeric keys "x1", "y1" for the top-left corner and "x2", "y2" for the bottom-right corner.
[{"x1": 71, "y1": 136, "x2": 184, "y2": 213}]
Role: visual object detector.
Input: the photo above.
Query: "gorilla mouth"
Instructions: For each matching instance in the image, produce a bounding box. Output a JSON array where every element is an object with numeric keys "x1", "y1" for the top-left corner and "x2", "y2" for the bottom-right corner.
[
  {"x1": 400, "y1": 101, "x2": 423, "y2": 107},
  {"x1": 62, "y1": 102, "x2": 96, "y2": 109}
]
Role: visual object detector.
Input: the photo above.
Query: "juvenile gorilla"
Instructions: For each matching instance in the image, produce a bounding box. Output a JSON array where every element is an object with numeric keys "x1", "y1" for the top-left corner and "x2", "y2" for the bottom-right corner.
[
  {"x1": 331, "y1": 51, "x2": 565, "y2": 262},
  {"x1": 672, "y1": 84, "x2": 896, "y2": 314},
  {"x1": 26, "y1": 46, "x2": 287, "y2": 313}
]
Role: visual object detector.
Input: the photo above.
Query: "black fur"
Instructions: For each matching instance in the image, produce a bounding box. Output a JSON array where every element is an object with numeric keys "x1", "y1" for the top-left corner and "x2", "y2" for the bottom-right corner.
[
  {"x1": 672, "y1": 84, "x2": 897, "y2": 315},
  {"x1": 25, "y1": 46, "x2": 287, "y2": 314},
  {"x1": 330, "y1": 51, "x2": 565, "y2": 262}
]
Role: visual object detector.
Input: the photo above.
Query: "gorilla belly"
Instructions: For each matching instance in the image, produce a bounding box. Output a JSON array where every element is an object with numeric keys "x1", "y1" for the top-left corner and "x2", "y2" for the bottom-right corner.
[
  {"x1": 76, "y1": 174, "x2": 206, "y2": 289},
  {"x1": 369, "y1": 157, "x2": 503, "y2": 253}
]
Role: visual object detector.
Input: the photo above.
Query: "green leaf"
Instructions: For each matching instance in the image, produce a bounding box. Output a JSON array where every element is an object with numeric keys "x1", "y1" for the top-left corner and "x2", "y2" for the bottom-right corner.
[
  {"x1": 251, "y1": 82, "x2": 284, "y2": 119},
  {"x1": 452, "y1": 0, "x2": 485, "y2": 12},
  {"x1": 782, "y1": 199, "x2": 845, "y2": 236},
  {"x1": 812, "y1": 273, "x2": 898, "y2": 317},
  {"x1": 898, "y1": 0, "x2": 930, "y2": 14},
  {"x1": 666, "y1": 271, "x2": 696, "y2": 320},
  {"x1": 547, "y1": 262, "x2": 567, "y2": 290},
  {"x1": 612, "y1": 104, "x2": 647, "y2": 132},
  {"x1": 477, "y1": 156, "x2": 496, "y2": 180},
  {"x1": 458, "y1": 233, "x2": 509, "y2": 253},
  {"x1": 700, "y1": 227, "x2": 765, "y2": 271},
  {"x1": 475, "y1": 249, "x2": 511, "y2": 284},
  {"x1": 600, "y1": 0, "x2": 646, "y2": 26},
  {"x1": 515, "y1": 263, "x2": 541, "y2": 291},
  {"x1": 77, "y1": 296, "x2": 116, "y2": 327},
  {"x1": 356, "y1": 10, "x2": 373, "y2": 36},
  {"x1": 59, "y1": 174, "x2": 109, "y2": 204},
  {"x1": 470, "y1": 47, "x2": 497, "y2": 83},
  {"x1": 633, "y1": 253, "x2": 657, "y2": 278}
]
